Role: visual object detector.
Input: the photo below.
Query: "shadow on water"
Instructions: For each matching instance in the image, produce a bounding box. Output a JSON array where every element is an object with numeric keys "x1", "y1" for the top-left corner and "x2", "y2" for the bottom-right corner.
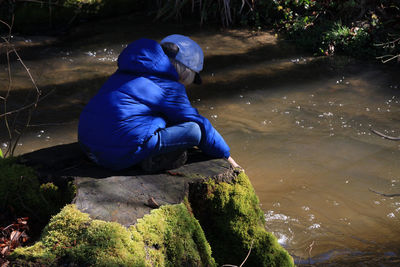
[
  {"x1": 0, "y1": 76, "x2": 108, "y2": 125},
  {"x1": 10, "y1": 14, "x2": 199, "y2": 62},
  {"x1": 2, "y1": 50, "x2": 332, "y2": 124},
  {"x1": 2, "y1": 14, "x2": 318, "y2": 128},
  {"x1": 11, "y1": 13, "x2": 302, "y2": 71}
]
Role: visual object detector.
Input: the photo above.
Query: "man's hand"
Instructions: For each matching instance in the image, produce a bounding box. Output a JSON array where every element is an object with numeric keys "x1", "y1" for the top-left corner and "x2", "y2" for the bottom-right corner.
[{"x1": 227, "y1": 156, "x2": 243, "y2": 171}]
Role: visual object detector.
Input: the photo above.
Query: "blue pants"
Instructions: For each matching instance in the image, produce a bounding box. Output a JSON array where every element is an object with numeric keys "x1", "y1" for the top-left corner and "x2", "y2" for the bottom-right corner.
[
  {"x1": 149, "y1": 121, "x2": 202, "y2": 157},
  {"x1": 79, "y1": 121, "x2": 201, "y2": 170}
]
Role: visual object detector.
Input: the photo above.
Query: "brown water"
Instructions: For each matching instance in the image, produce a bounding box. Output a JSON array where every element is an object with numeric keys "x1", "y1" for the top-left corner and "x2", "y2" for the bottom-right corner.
[{"x1": 1, "y1": 16, "x2": 400, "y2": 265}]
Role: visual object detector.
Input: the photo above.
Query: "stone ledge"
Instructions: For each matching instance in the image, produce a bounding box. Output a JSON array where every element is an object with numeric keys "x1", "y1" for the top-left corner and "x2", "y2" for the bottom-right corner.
[{"x1": 20, "y1": 142, "x2": 235, "y2": 226}]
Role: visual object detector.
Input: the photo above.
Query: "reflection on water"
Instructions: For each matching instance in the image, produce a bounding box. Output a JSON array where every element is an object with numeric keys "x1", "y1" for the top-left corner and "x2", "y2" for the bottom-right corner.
[{"x1": 1, "y1": 17, "x2": 400, "y2": 264}]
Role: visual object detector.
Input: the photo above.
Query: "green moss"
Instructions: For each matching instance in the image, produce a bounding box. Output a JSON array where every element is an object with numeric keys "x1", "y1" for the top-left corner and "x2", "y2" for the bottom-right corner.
[
  {"x1": 133, "y1": 203, "x2": 215, "y2": 267},
  {"x1": 0, "y1": 157, "x2": 41, "y2": 215},
  {"x1": 12, "y1": 204, "x2": 215, "y2": 267},
  {"x1": 11, "y1": 242, "x2": 56, "y2": 266},
  {"x1": 189, "y1": 172, "x2": 294, "y2": 267},
  {"x1": 12, "y1": 205, "x2": 147, "y2": 266},
  {"x1": 0, "y1": 158, "x2": 75, "y2": 235}
]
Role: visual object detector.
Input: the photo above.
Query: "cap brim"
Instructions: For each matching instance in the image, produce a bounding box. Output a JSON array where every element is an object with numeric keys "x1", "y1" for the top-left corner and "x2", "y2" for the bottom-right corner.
[{"x1": 193, "y1": 72, "x2": 202, "y2": 85}]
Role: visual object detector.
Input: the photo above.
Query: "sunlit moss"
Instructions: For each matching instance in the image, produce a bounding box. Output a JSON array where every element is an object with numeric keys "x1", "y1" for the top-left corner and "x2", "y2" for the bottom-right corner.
[
  {"x1": 133, "y1": 203, "x2": 215, "y2": 267},
  {"x1": 10, "y1": 242, "x2": 56, "y2": 266},
  {"x1": 190, "y1": 172, "x2": 294, "y2": 266},
  {"x1": 12, "y1": 204, "x2": 215, "y2": 266},
  {"x1": 12, "y1": 205, "x2": 147, "y2": 266}
]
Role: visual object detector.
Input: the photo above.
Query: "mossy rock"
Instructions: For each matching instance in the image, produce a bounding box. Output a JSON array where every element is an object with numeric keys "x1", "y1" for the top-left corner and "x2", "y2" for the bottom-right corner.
[
  {"x1": 10, "y1": 143, "x2": 293, "y2": 266},
  {"x1": 11, "y1": 204, "x2": 215, "y2": 267},
  {"x1": 134, "y1": 201, "x2": 215, "y2": 267},
  {"x1": 10, "y1": 171, "x2": 293, "y2": 267},
  {"x1": 189, "y1": 172, "x2": 294, "y2": 267}
]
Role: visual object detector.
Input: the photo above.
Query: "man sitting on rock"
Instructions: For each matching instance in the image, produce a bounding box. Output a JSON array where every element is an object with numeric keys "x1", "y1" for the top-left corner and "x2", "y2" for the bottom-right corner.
[{"x1": 78, "y1": 34, "x2": 239, "y2": 172}]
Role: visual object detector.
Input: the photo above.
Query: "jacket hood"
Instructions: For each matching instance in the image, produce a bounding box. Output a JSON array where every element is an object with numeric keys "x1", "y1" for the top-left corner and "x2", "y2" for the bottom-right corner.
[{"x1": 117, "y1": 38, "x2": 179, "y2": 80}]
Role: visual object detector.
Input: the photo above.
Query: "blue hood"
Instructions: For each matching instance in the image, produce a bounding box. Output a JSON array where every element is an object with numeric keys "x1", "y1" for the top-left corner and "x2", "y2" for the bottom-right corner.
[{"x1": 117, "y1": 38, "x2": 179, "y2": 81}]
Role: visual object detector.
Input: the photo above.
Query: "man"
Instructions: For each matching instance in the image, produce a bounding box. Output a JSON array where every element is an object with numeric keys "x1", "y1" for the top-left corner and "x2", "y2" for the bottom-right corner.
[{"x1": 78, "y1": 34, "x2": 239, "y2": 171}]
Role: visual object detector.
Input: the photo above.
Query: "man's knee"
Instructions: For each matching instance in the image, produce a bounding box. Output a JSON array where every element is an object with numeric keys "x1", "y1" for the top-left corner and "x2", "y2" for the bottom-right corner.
[{"x1": 185, "y1": 122, "x2": 201, "y2": 144}]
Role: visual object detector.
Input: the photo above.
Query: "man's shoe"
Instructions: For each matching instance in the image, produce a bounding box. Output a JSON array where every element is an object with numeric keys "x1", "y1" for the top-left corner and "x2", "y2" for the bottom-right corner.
[{"x1": 141, "y1": 150, "x2": 188, "y2": 173}]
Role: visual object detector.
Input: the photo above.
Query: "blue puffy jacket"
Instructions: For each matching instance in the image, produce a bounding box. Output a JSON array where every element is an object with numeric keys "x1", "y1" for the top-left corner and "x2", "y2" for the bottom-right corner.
[{"x1": 78, "y1": 38, "x2": 230, "y2": 170}]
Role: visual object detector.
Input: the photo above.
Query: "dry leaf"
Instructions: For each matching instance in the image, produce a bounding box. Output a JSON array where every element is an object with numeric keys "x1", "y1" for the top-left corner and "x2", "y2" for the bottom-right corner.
[
  {"x1": 146, "y1": 197, "x2": 160, "y2": 209},
  {"x1": 0, "y1": 217, "x2": 30, "y2": 260},
  {"x1": 1, "y1": 247, "x2": 8, "y2": 256},
  {"x1": 9, "y1": 231, "x2": 17, "y2": 242}
]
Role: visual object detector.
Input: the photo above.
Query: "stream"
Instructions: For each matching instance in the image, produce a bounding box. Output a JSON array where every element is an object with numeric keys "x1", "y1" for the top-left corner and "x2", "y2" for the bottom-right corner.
[{"x1": 1, "y1": 15, "x2": 400, "y2": 265}]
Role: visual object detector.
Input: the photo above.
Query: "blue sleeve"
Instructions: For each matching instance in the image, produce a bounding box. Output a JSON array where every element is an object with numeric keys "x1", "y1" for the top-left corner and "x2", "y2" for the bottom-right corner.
[{"x1": 154, "y1": 82, "x2": 230, "y2": 158}]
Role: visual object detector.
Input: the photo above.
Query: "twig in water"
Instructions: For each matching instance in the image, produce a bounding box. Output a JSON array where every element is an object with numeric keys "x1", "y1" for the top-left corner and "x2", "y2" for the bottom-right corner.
[
  {"x1": 23, "y1": 121, "x2": 75, "y2": 127},
  {"x1": 0, "y1": 16, "x2": 43, "y2": 157},
  {"x1": 222, "y1": 239, "x2": 254, "y2": 267},
  {"x1": 370, "y1": 129, "x2": 400, "y2": 141},
  {"x1": 375, "y1": 37, "x2": 400, "y2": 47},
  {"x1": 376, "y1": 54, "x2": 400, "y2": 63},
  {"x1": 369, "y1": 188, "x2": 400, "y2": 197},
  {"x1": 307, "y1": 240, "x2": 315, "y2": 265},
  {"x1": 0, "y1": 89, "x2": 53, "y2": 119},
  {"x1": 1, "y1": 16, "x2": 15, "y2": 155},
  {"x1": 375, "y1": 37, "x2": 400, "y2": 63}
]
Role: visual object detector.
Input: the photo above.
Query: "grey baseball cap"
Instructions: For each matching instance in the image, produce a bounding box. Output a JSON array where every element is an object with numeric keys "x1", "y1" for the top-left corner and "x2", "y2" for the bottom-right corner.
[{"x1": 161, "y1": 34, "x2": 203, "y2": 84}]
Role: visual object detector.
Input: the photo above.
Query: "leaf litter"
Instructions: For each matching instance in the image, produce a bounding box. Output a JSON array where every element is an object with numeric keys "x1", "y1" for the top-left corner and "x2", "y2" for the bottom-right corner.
[{"x1": 0, "y1": 217, "x2": 30, "y2": 266}]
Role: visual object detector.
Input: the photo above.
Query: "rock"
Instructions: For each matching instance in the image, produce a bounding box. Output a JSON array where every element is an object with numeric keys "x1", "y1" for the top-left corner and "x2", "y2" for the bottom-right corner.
[
  {"x1": 20, "y1": 142, "x2": 233, "y2": 226},
  {"x1": 73, "y1": 157, "x2": 232, "y2": 226},
  {"x1": 13, "y1": 142, "x2": 294, "y2": 266}
]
